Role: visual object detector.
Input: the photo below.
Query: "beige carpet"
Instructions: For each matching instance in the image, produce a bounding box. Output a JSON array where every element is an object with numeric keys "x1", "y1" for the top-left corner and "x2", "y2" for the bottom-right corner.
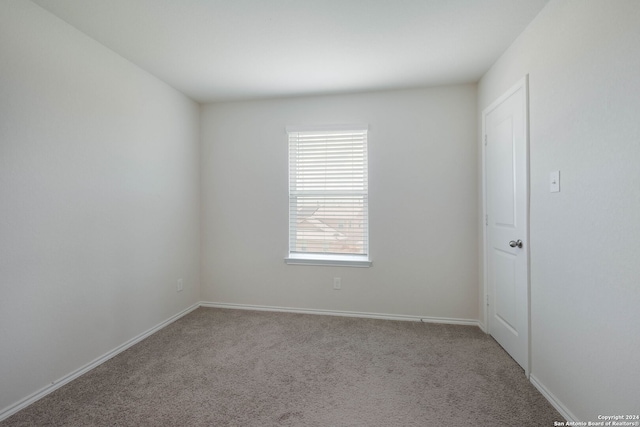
[{"x1": 1, "y1": 308, "x2": 562, "y2": 426}]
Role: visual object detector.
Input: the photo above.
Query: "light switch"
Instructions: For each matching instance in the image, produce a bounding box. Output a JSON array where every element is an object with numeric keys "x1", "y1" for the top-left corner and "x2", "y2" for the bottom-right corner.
[{"x1": 550, "y1": 171, "x2": 560, "y2": 193}]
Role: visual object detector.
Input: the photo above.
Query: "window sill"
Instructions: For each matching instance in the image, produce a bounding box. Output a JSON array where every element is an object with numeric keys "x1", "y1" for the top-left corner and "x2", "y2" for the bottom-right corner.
[{"x1": 285, "y1": 253, "x2": 372, "y2": 268}]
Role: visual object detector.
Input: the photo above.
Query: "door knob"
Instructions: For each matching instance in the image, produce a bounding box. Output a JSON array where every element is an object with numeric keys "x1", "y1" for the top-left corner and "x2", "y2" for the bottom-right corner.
[{"x1": 509, "y1": 239, "x2": 523, "y2": 248}]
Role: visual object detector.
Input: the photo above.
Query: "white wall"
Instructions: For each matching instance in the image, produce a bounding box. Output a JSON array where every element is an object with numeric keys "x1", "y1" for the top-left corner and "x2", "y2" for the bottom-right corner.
[
  {"x1": 479, "y1": 0, "x2": 640, "y2": 420},
  {"x1": 0, "y1": 1, "x2": 200, "y2": 414},
  {"x1": 201, "y1": 86, "x2": 478, "y2": 320}
]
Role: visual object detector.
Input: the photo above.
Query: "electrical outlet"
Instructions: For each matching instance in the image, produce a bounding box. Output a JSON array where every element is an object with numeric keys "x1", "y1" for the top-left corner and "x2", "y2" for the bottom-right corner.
[
  {"x1": 333, "y1": 277, "x2": 341, "y2": 290},
  {"x1": 177, "y1": 278, "x2": 184, "y2": 292}
]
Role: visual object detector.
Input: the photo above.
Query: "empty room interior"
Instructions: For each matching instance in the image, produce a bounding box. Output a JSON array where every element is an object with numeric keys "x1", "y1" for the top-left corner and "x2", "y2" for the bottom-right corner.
[{"x1": 1, "y1": 0, "x2": 639, "y2": 425}]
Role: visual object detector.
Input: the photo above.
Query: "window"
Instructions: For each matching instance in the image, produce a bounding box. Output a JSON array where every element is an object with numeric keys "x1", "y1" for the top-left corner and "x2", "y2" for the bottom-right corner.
[{"x1": 286, "y1": 125, "x2": 371, "y2": 267}]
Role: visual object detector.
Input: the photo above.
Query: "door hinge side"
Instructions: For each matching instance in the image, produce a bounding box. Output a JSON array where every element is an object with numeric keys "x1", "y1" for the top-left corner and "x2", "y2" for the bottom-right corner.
[
  {"x1": 486, "y1": 294, "x2": 490, "y2": 306},
  {"x1": 485, "y1": 214, "x2": 488, "y2": 226},
  {"x1": 484, "y1": 135, "x2": 487, "y2": 146}
]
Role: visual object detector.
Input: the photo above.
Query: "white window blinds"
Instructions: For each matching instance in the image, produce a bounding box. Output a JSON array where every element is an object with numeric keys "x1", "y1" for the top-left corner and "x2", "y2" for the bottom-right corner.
[{"x1": 288, "y1": 126, "x2": 369, "y2": 263}]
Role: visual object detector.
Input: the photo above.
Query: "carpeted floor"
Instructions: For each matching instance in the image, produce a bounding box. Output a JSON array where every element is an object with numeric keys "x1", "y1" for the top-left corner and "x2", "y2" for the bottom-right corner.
[{"x1": 1, "y1": 308, "x2": 562, "y2": 426}]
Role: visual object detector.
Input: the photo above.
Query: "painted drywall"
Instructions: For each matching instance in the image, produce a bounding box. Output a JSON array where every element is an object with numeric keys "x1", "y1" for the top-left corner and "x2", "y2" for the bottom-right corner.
[
  {"x1": 201, "y1": 86, "x2": 478, "y2": 320},
  {"x1": 479, "y1": 0, "x2": 640, "y2": 420},
  {"x1": 0, "y1": 1, "x2": 200, "y2": 413}
]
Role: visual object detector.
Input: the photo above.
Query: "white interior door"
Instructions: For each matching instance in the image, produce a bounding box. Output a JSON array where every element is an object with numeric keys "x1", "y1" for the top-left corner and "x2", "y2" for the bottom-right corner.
[{"x1": 483, "y1": 78, "x2": 529, "y2": 374}]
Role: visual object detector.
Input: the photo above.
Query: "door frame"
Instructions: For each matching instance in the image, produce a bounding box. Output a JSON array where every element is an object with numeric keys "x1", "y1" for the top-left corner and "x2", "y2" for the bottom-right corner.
[{"x1": 481, "y1": 75, "x2": 531, "y2": 377}]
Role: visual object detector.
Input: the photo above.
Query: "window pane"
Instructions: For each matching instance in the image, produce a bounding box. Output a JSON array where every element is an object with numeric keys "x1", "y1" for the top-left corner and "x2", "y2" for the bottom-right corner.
[
  {"x1": 291, "y1": 196, "x2": 367, "y2": 255},
  {"x1": 288, "y1": 128, "x2": 368, "y2": 258}
]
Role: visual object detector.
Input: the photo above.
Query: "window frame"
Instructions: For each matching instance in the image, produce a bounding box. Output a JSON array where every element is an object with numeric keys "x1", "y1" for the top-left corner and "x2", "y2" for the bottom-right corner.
[{"x1": 285, "y1": 124, "x2": 372, "y2": 268}]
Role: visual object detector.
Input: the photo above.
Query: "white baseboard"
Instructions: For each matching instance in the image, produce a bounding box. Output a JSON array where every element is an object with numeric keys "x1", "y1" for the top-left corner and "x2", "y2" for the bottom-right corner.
[
  {"x1": 200, "y1": 301, "x2": 481, "y2": 327},
  {"x1": 477, "y1": 320, "x2": 487, "y2": 333},
  {"x1": 530, "y1": 374, "x2": 577, "y2": 422},
  {"x1": 0, "y1": 303, "x2": 200, "y2": 422}
]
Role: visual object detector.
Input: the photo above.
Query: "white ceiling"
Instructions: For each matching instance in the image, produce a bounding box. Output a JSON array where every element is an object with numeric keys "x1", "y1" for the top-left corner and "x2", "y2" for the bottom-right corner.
[{"x1": 31, "y1": 0, "x2": 548, "y2": 103}]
